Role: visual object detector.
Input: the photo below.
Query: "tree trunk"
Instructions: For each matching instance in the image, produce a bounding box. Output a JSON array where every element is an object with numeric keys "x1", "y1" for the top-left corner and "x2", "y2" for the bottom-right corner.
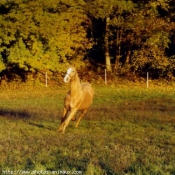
[
  {"x1": 115, "y1": 29, "x2": 122, "y2": 71},
  {"x1": 104, "y1": 17, "x2": 112, "y2": 72},
  {"x1": 124, "y1": 48, "x2": 131, "y2": 66}
]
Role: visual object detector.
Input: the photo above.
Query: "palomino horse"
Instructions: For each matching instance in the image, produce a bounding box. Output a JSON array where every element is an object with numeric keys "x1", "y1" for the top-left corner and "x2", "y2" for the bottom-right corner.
[{"x1": 58, "y1": 66, "x2": 94, "y2": 133}]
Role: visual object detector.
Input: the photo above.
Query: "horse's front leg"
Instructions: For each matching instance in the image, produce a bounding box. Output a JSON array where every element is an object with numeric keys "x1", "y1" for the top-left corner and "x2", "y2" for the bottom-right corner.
[
  {"x1": 58, "y1": 107, "x2": 68, "y2": 132},
  {"x1": 60, "y1": 109, "x2": 78, "y2": 134},
  {"x1": 75, "y1": 109, "x2": 88, "y2": 128}
]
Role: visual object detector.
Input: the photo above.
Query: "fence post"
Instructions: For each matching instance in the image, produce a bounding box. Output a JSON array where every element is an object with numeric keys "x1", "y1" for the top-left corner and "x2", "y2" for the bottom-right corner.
[
  {"x1": 45, "y1": 71, "x2": 48, "y2": 87},
  {"x1": 147, "y1": 72, "x2": 149, "y2": 88},
  {"x1": 105, "y1": 69, "x2": 107, "y2": 85}
]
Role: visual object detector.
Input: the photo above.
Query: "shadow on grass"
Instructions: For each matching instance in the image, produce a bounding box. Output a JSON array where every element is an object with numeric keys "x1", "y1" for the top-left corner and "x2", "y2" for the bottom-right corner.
[
  {"x1": 0, "y1": 108, "x2": 31, "y2": 119},
  {"x1": 0, "y1": 108, "x2": 61, "y2": 131},
  {"x1": 28, "y1": 122, "x2": 55, "y2": 131},
  {"x1": 28, "y1": 122, "x2": 45, "y2": 128}
]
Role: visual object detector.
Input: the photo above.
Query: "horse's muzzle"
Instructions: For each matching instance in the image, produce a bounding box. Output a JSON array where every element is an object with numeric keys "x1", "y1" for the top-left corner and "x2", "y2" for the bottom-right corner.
[{"x1": 64, "y1": 75, "x2": 70, "y2": 83}]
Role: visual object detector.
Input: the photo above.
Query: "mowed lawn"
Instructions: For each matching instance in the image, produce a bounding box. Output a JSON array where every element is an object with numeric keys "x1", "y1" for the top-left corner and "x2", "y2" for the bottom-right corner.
[{"x1": 0, "y1": 83, "x2": 175, "y2": 175}]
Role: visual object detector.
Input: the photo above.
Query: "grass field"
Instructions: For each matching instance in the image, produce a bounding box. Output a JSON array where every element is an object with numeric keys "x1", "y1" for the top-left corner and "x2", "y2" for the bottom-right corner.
[{"x1": 0, "y1": 82, "x2": 175, "y2": 175}]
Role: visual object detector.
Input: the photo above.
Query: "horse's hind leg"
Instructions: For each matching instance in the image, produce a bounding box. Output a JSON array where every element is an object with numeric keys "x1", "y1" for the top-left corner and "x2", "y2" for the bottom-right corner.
[
  {"x1": 61, "y1": 107, "x2": 68, "y2": 123},
  {"x1": 58, "y1": 107, "x2": 68, "y2": 132},
  {"x1": 75, "y1": 109, "x2": 88, "y2": 128}
]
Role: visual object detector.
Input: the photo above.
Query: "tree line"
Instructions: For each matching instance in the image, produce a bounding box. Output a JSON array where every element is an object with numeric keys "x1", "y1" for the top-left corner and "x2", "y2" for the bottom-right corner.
[{"x1": 0, "y1": 0, "x2": 175, "y2": 82}]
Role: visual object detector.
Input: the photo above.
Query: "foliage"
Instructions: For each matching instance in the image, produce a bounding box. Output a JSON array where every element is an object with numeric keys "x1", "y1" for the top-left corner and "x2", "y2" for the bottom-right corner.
[
  {"x1": 0, "y1": 0, "x2": 175, "y2": 81},
  {"x1": 0, "y1": 0, "x2": 92, "y2": 78},
  {"x1": 129, "y1": 1, "x2": 172, "y2": 75},
  {"x1": 85, "y1": 0, "x2": 175, "y2": 77}
]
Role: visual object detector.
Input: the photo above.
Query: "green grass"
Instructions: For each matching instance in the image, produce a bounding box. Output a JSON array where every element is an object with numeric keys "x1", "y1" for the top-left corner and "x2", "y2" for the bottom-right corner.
[{"x1": 0, "y1": 84, "x2": 175, "y2": 175}]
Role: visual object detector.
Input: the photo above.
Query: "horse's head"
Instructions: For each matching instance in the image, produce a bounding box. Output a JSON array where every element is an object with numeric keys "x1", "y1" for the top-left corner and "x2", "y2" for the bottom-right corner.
[{"x1": 64, "y1": 67, "x2": 77, "y2": 83}]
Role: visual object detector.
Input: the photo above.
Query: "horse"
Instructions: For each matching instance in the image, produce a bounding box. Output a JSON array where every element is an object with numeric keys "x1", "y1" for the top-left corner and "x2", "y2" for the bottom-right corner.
[{"x1": 58, "y1": 66, "x2": 94, "y2": 133}]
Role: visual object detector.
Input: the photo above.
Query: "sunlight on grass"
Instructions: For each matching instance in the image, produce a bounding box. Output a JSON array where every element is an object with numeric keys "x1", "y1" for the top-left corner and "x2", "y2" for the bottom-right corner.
[{"x1": 0, "y1": 84, "x2": 175, "y2": 174}]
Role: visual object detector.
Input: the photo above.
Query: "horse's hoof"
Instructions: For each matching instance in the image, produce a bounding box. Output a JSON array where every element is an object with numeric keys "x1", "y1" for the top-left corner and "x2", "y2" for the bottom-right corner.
[
  {"x1": 58, "y1": 128, "x2": 65, "y2": 134},
  {"x1": 58, "y1": 128, "x2": 62, "y2": 132},
  {"x1": 71, "y1": 117, "x2": 76, "y2": 121}
]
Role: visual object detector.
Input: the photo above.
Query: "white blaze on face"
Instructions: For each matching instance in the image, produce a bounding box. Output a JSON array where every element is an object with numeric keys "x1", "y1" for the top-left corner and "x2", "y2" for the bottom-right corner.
[{"x1": 64, "y1": 68, "x2": 73, "y2": 83}]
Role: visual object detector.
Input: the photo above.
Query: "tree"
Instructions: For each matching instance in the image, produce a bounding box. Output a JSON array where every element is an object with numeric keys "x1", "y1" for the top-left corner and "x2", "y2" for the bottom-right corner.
[
  {"x1": 130, "y1": 0, "x2": 173, "y2": 76},
  {"x1": 0, "y1": 0, "x2": 175, "y2": 81},
  {"x1": 85, "y1": 0, "x2": 113, "y2": 72},
  {"x1": 109, "y1": 0, "x2": 135, "y2": 71},
  {"x1": 0, "y1": 0, "x2": 92, "y2": 81},
  {"x1": 85, "y1": 0, "x2": 135, "y2": 72}
]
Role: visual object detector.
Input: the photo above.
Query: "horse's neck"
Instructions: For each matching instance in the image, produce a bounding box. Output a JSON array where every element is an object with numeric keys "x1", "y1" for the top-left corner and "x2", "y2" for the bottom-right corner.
[{"x1": 70, "y1": 75, "x2": 81, "y2": 97}]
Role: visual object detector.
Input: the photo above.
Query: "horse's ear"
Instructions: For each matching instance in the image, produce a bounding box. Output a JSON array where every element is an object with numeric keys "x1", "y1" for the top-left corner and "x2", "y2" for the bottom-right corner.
[{"x1": 65, "y1": 62, "x2": 70, "y2": 68}]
